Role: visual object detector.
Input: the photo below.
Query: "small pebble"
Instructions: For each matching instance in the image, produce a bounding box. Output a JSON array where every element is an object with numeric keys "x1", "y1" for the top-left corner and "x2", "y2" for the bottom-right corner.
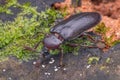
[
  {"x1": 44, "y1": 72, "x2": 51, "y2": 76},
  {"x1": 47, "y1": 73, "x2": 51, "y2": 75},
  {"x1": 63, "y1": 68, "x2": 67, "y2": 71},
  {"x1": 8, "y1": 77, "x2": 12, "y2": 80},
  {"x1": 49, "y1": 58, "x2": 55, "y2": 64},
  {"x1": 2, "y1": 69, "x2": 6, "y2": 72},
  {"x1": 80, "y1": 74, "x2": 82, "y2": 76},
  {"x1": 86, "y1": 65, "x2": 91, "y2": 69},
  {"x1": 42, "y1": 65, "x2": 45, "y2": 68},
  {"x1": 54, "y1": 68, "x2": 58, "y2": 72},
  {"x1": 58, "y1": 67, "x2": 60, "y2": 69},
  {"x1": 44, "y1": 72, "x2": 48, "y2": 75},
  {"x1": 54, "y1": 66, "x2": 59, "y2": 72}
]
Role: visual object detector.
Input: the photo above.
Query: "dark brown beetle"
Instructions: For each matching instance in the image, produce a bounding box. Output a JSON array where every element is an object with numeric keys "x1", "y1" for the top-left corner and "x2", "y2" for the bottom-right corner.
[
  {"x1": 41, "y1": 12, "x2": 101, "y2": 66},
  {"x1": 25, "y1": 12, "x2": 101, "y2": 66}
]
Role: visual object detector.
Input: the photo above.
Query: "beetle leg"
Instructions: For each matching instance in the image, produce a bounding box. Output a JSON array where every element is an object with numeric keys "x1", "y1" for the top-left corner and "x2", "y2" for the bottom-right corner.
[
  {"x1": 66, "y1": 43, "x2": 79, "y2": 47},
  {"x1": 24, "y1": 46, "x2": 39, "y2": 53},
  {"x1": 79, "y1": 33, "x2": 110, "y2": 50},
  {"x1": 66, "y1": 43, "x2": 99, "y2": 48},
  {"x1": 34, "y1": 40, "x2": 42, "y2": 49},
  {"x1": 32, "y1": 31, "x2": 46, "y2": 38},
  {"x1": 24, "y1": 40, "x2": 42, "y2": 52},
  {"x1": 58, "y1": 48, "x2": 64, "y2": 66},
  {"x1": 79, "y1": 32, "x2": 96, "y2": 42}
]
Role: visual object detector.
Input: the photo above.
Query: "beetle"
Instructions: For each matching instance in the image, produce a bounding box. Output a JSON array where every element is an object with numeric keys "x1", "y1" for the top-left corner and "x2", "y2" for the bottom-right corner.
[{"x1": 25, "y1": 12, "x2": 101, "y2": 66}]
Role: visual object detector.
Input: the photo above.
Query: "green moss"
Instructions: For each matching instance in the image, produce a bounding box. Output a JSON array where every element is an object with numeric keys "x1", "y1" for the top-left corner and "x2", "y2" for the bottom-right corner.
[
  {"x1": 106, "y1": 57, "x2": 111, "y2": 63},
  {"x1": 94, "y1": 22, "x2": 120, "y2": 46},
  {"x1": 0, "y1": 0, "x2": 18, "y2": 14},
  {"x1": 94, "y1": 22, "x2": 109, "y2": 35},
  {"x1": 112, "y1": 40, "x2": 120, "y2": 46},
  {"x1": 104, "y1": 34, "x2": 114, "y2": 45},
  {"x1": 88, "y1": 57, "x2": 100, "y2": 64},
  {"x1": 0, "y1": 1, "x2": 63, "y2": 61}
]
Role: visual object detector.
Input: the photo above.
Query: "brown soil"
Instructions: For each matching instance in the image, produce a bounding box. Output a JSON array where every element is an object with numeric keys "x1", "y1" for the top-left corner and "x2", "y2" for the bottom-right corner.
[{"x1": 53, "y1": 0, "x2": 120, "y2": 43}]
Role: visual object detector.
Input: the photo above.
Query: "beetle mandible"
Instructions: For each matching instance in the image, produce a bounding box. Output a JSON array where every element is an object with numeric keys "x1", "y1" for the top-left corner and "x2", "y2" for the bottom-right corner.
[{"x1": 25, "y1": 12, "x2": 101, "y2": 66}]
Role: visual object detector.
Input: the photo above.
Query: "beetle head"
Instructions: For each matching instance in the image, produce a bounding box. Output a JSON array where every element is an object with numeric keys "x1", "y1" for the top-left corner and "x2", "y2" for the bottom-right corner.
[{"x1": 43, "y1": 34, "x2": 62, "y2": 50}]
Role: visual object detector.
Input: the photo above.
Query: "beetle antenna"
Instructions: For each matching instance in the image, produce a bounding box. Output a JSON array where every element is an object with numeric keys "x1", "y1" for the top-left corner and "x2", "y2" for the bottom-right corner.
[
  {"x1": 24, "y1": 46, "x2": 40, "y2": 53},
  {"x1": 34, "y1": 40, "x2": 42, "y2": 49}
]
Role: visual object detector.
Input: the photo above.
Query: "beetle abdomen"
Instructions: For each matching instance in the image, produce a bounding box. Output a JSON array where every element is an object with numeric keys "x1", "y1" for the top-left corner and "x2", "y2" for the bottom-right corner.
[{"x1": 50, "y1": 12, "x2": 101, "y2": 40}]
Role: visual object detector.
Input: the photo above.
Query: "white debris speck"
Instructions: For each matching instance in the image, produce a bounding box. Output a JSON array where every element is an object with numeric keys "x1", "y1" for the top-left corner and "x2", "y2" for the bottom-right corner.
[
  {"x1": 49, "y1": 58, "x2": 55, "y2": 64},
  {"x1": 44, "y1": 72, "x2": 51, "y2": 76},
  {"x1": 8, "y1": 77, "x2": 12, "y2": 80},
  {"x1": 54, "y1": 68, "x2": 58, "y2": 72},
  {"x1": 42, "y1": 65, "x2": 45, "y2": 68},
  {"x1": 33, "y1": 61, "x2": 37, "y2": 65},
  {"x1": 47, "y1": 72, "x2": 51, "y2": 75},
  {"x1": 80, "y1": 74, "x2": 82, "y2": 76},
  {"x1": 54, "y1": 66, "x2": 59, "y2": 72},
  {"x1": 58, "y1": 67, "x2": 60, "y2": 69},
  {"x1": 2, "y1": 69, "x2": 6, "y2": 72},
  {"x1": 63, "y1": 68, "x2": 67, "y2": 71},
  {"x1": 86, "y1": 65, "x2": 91, "y2": 69},
  {"x1": 44, "y1": 72, "x2": 48, "y2": 75},
  {"x1": 116, "y1": 32, "x2": 120, "y2": 35}
]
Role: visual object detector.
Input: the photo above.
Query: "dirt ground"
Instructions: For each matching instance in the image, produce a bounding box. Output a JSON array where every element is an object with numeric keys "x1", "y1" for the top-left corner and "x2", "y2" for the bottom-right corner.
[
  {"x1": 0, "y1": 44, "x2": 120, "y2": 80},
  {"x1": 0, "y1": 0, "x2": 120, "y2": 80}
]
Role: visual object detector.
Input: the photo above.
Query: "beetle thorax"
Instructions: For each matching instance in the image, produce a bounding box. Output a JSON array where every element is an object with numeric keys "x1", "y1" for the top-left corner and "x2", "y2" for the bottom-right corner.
[{"x1": 43, "y1": 33, "x2": 64, "y2": 50}]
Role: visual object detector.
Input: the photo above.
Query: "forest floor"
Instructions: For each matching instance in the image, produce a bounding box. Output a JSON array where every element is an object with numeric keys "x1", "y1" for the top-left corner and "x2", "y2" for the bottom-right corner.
[{"x1": 0, "y1": 0, "x2": 120, "y2": 80}]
